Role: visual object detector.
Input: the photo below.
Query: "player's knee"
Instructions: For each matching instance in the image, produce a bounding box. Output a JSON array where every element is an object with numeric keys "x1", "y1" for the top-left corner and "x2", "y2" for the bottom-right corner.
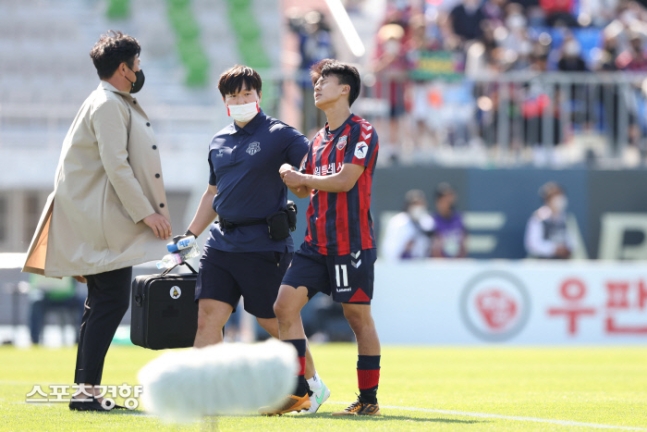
[
  {"x1": 273, "y1": 285, "x2": 302, "y2": 320},
  {"x1": 343, "y1": 308, "x2": 373, "y2": 332},
  {"x1": 273, "y1": 298, "x2": 299, "y2": 322},
  {"x1": 272, "y1": 299, "x2": 289, "y2": 320}
]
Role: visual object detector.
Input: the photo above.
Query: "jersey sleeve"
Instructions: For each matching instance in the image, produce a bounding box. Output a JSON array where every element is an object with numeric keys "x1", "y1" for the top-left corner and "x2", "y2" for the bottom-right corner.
[
  {"x1": 344, "y1": 121, "x2": 379, "y2": 167},
  {"x1": 300, "y1": 141, "x2": 314, "y2": 174},
  {"x1": 208, "y1": 151, "x2": 217, "y2": 186},
  {"x1": 282, "y1": 128, "x2": 310, "y2": 168}
]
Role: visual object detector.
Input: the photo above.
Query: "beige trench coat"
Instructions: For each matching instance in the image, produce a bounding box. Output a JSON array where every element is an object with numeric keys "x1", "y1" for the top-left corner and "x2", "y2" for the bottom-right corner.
[{"x1": 23, "y1": 81, "x2": 170, "y2": 277}]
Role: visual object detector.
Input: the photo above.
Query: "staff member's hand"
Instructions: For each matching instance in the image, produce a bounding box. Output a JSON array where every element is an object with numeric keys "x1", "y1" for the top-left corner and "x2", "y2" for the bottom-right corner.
[
  {"x1": 143, "y1": 213, "x2": 172, "y2": 239},
  {"x1": 282, "y1": 170, "x2": 306, "y2": 189},
  {"x1": 280, "y1": 164, "x2": 304, "y2": 194},
  {"x1": 279, "y1": 163, "x2": 294, "y2": 176}
]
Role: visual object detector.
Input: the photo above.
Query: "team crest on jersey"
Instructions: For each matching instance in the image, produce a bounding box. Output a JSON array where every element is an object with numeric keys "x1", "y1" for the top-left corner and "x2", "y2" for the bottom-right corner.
[
  {"x1": 336, "y1": 135, "x2": 348, "y2": 150},
  {"x1": 354, "y1": 142, "x2": 369, "y2": 159},
  {"x1": 246, "y1": 142, "x2": 261, "y2": 156}
]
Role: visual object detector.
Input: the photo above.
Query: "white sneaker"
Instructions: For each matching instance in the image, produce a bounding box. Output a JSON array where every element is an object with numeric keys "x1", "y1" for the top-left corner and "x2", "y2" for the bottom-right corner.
[{"x1": 302, "y1": 380, "x2": 330, "y2": 414}]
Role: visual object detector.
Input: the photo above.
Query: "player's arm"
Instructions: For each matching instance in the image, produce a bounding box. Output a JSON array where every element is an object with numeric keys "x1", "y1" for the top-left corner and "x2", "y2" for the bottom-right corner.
[
  {"x1": 186, "y1": 184, "x2": 218, "y2": 236},
  {"x1": 282, "y1": 163, "x2": 364, "y2": 193}
]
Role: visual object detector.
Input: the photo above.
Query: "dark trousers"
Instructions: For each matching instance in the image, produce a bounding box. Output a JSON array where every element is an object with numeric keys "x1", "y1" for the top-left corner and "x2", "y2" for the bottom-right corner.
[{"x1": 74, "y1": 266, "x2": 132, "y2": 385}]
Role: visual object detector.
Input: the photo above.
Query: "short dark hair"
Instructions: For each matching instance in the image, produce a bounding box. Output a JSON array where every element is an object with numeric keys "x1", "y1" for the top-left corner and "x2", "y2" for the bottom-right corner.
[
  {"x1": 435, "y1": 182, "x2": 455, "y2": 200},
  {"x1": 404, "y1": 189, "x2": 427, "y2": 210},
  {"x1": 218, "y1": 65, "x2": 262, "y2": 98},
  {"x1": 89, "y1": 30, "x2": 141, "y2": 79},
  {"x1": 539, "y1": 182, "x2": 564, "y2": 201},
  {"x1": 310, "y1": 59, "x2": 361, "y2": 106}
]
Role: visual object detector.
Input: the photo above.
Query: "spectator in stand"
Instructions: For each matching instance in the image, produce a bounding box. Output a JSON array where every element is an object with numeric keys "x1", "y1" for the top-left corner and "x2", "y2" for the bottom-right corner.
[
  {"x1": 482, "y1": 0, "x2": 508, "y2": 26},
  {"x1": 529, "y1": 45, "x2": 550, "y2": 72},
  {"x1": 382, "y1": 189, "x2": 435, "y2": 261},
  {"x1": 406, "y1": 13, "x2": 444, "y2": 148},
  {"x1": 373, "y1": 21, "x2": 409, "y2": 162},
  {"x1": 616, "y1": 33, "x2": 647, "y2": 70},
  {"x1": 288, "y1": 10, "x2": 336, "y2": 136},
  {"x1": 557, "y1": 37, "x2": 588, "y2": 72},
  {"x1": 525, "y1": 182, "x2": 575, "y2": 259},
  {"x1": 449, "y1": 0, "x2": 487, "y2": 43},
  {"x1": 595, "y1": 35, "x2": 620, "y2": 71},
  {"x1": 431, "y1": 183, "x2": 467, "y2": 258},
  {"x1": 498, "y1": 4, "x2": 534, "y2": 71}
]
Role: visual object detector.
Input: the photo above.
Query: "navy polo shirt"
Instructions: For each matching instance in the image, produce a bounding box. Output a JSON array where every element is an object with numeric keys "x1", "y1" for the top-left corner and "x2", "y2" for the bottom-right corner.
[{"x1": 205, "y1": 110, "x2": 309, "y2": 253}]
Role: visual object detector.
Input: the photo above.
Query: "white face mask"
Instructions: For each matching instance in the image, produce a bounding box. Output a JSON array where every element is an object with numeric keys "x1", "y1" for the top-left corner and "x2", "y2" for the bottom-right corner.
[
  {"x1": 551, "y1": 195, "x2": 568, "y2": 213},
  {"x1": 408, "y1": 204, "x2": 427, "y2": 221},
  {"x1": 563, "y1": 41, "x2": 580, "y2": 57},
  {"x1": 506, "y1": 14, "x2": 526, "y2": 30},
  {"x1": 227, "y1": 101, "x2": 259, "y2": 123}
]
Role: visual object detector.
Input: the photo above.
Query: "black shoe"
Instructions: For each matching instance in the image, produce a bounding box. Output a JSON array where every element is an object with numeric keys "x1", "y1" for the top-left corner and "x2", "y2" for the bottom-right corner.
[{"x1": 69, "y1": 396, "x2": 114, "y2": 412}]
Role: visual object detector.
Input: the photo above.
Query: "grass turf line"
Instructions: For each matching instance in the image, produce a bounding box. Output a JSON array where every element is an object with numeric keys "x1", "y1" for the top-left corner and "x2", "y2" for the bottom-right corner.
[{"x1": 0, "y1": 344, "x2": 646, "y2": 431}]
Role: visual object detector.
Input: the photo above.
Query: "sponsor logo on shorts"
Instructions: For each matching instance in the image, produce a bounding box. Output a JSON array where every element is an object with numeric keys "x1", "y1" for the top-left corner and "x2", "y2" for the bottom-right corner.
[{"x1": 336, "y1": 287, "x2": 352, "y2": 292}]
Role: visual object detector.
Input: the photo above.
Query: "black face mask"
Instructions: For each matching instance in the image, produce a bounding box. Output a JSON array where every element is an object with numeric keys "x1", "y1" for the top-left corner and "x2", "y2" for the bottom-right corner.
[{"x1": 127, "y1": 67, "x2": 145, "y2": 94}]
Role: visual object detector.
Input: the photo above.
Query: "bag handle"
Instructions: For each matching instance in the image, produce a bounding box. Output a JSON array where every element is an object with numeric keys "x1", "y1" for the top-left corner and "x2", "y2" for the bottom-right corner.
[{"x1": 161, "y1": 261, "x2": 198, "y2": 277}]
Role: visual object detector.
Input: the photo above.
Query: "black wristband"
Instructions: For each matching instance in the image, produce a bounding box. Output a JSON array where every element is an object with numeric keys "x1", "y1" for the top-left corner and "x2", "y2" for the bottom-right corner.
[{"x1": 184, "y1": 229, "x2": 196, "y2": 237}]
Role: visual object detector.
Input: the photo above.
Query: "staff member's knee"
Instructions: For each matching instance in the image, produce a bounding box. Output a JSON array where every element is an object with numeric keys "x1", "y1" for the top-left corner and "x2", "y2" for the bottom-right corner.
[{"x1": 196, "y1": 299, "x2": 231, "y2": 332}]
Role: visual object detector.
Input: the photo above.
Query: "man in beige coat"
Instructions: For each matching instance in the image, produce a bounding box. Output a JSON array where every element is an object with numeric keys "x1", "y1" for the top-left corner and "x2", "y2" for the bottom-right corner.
[{"x1": 22, "y1": 31, "x2": 171, "y2": 411}]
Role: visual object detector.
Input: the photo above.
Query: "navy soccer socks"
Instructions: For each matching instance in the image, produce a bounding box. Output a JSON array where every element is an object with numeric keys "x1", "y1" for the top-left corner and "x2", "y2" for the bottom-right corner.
[{"x1": 286, "y1": 339, "x2": 309, "y2": 396}]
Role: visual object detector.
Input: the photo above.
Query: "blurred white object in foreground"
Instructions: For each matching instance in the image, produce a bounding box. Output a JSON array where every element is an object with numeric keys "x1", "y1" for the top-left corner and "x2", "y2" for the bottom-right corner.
[{"x1": 138, "y1": 339, "x2": 297, "y2": 422}]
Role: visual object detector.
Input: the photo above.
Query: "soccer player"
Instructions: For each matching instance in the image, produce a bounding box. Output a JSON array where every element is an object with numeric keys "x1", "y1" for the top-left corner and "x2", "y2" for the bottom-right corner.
[
  {"x1": 266, "y1": 59, "x2": 381, "y2": 416},
  {"x1": 181, "y1": 65, "x2": 328, "y2": 414}
]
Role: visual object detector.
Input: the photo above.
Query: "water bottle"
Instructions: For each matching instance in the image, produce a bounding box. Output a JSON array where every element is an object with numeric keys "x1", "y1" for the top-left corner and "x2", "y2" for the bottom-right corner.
[
  {"x1": 156, "y1": 253, "x2": 183, "y2": 270},
  {"x1": 179, "y1": 242, "x2": 200, "y2": 260},
  {"x1": 166, "y1": 236, "x2": 196, "y2": 253}
]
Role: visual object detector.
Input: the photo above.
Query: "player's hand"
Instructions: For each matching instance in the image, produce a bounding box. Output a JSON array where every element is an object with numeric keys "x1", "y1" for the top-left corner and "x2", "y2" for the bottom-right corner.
[
  {"x1": 282, "y1": 170, "x2": 305, "y2": 189},
  {"x1": 143, "y1": 213, "x2": 172, "y2": 239}
]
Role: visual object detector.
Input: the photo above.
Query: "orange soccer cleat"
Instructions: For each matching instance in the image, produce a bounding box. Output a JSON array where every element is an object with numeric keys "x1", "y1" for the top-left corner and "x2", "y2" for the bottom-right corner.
[
  {"x1": 332, "y1": 398, "x2": 381, "y2": 416},
  {"x1": 259, "y1": 393, "x2": 311, "y2": 416}
]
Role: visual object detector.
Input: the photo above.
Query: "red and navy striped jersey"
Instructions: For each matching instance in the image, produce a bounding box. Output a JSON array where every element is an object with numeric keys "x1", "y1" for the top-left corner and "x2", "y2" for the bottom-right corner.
[{"x1": 301, "y1": 114, "x2": 379, "y2": 256}]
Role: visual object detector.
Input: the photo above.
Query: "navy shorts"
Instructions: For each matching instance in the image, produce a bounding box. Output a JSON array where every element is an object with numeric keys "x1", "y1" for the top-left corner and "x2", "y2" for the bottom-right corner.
[
  {"x1": 282, "y1": 244, "x2": 377, "y2": 304},
  {"x1": 195, "y1": 246, "x2": 293, "y2": 319}
]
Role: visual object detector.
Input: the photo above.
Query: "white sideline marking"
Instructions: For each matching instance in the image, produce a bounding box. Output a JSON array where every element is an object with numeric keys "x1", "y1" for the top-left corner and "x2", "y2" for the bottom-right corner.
[{"x1": 330, "y1": 401, "x2": 647, "y2": 431}]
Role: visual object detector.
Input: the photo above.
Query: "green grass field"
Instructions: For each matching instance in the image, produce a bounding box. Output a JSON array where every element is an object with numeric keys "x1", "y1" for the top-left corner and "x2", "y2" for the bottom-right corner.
[{"x1": 1, "y1": 344, "x2": 646, "y2": 431}]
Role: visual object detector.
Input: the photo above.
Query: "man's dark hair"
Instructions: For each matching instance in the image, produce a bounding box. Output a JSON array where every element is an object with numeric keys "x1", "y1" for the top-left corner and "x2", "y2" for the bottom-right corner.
[
  {"x1": 403, "y1": 189, "x2": 427, "y2": 210},
  {"x1": 310, "y1": 59, "x2": 361, "y2": 106},
  {"x1": 218, "y1": 65, "x2": 262, "y2": 98},
  {"x1": 435, "y1": 182, "x2": 455, "y2": 200},
  {"x1": 539, "y1": 182, "x2": 563, "y2": 201},
  {"x1": 89, "y1": 31, "x2": 141, "y2": 79}
]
